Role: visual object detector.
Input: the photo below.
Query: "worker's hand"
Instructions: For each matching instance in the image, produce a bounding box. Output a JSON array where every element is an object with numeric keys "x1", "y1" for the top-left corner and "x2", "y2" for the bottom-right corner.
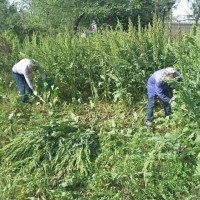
[
  {"x1": 33, "y1": 90, "x2": 38, "y2": 96},
  {"x1": 43, "y1": 82, "x2": 49, "y2": 90}
]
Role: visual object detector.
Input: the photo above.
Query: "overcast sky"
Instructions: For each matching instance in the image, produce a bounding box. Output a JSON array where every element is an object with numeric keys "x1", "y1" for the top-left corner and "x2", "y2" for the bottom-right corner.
[{"x1": 173, "y1": 0, "x2": 192, "y2": 16}]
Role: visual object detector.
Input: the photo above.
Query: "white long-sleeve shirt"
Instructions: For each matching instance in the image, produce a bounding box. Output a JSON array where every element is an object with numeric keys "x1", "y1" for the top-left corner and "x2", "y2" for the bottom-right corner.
[{"x1": 12, "y1": 58, "x2": 46, "y2": 90}]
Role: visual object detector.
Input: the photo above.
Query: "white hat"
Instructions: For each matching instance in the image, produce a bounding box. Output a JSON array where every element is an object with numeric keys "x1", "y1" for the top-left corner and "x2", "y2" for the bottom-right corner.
[
  {"x1": 162, "y1": 67, "x2": 177, "y2": 80},
  {"x1": 165, "y1": 67, "x2": 177, "y2": 74}
]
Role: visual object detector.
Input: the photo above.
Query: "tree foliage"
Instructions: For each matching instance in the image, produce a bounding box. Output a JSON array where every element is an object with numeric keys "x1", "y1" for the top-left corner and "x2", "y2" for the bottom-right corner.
[
  {"x1": 17, "y1": 0, "x2": 161, "y2": 34},
  {"x1": 189, "y1": 0, "x2": 200, "y2": 35},
  {"x1": 0, "y1": 0, "x2": 24, "y2": 36},
  {"x1": 1, "y1": 0, "x2": 179, "y2": 37},
  {"x1": 0, "y1": 0, "x2": 9, "y2": 30}
]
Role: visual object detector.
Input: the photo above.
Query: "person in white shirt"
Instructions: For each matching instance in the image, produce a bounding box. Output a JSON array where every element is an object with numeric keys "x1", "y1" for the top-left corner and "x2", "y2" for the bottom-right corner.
[{"x1": 11, "y1": 58, "x2": 48, "y2": 102}]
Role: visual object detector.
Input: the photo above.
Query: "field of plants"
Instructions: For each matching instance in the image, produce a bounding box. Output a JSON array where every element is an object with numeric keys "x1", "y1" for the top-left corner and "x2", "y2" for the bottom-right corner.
[{"x1": 1, "y1": 18, "x2": 200, "y2": 199}]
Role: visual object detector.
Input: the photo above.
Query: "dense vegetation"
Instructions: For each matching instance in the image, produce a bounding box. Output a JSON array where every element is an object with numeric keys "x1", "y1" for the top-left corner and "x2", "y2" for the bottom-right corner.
[
  {"x1": 1, "y1": 16, "x2": 200, "y2": 199},
  {"x1": 2, "y1": 0, "x2": 175, "y2": 37}
]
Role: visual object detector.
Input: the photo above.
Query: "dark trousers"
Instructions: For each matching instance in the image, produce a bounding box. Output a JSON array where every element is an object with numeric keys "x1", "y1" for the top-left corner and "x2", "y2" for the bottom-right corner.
[
  {"x1": 146, "y1": 96, "x2": 172, "y2": 122},
  {"x1": 12, "y1": 71, "x2": 33, "y2": 102}
]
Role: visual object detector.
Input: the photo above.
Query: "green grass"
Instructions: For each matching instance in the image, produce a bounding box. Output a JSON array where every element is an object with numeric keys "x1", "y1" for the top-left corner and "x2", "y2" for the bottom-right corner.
[{"x1": 0, "y1": 18, "x2": 200, "y2": 199}]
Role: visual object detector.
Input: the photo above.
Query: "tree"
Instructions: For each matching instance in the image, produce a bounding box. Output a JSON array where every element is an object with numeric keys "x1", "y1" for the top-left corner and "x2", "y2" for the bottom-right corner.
[
  {"x1": 189, "y1": 0, "x2": 200, "y2": 35},
  {"x1": 0, "y1": 0, "x2": 24, "y2": 36},
  {"x1": 2, "y1": 0, "x2": 178, "y2": 37},
  {"x1": 155, "y1": 0, "x2": 176, "y2": 24},
  {"x1": 17, "y1": 0, "x2": 159, "y2": 34},
  {"x1": 0, "y1": 0, "x2": 9, "y2": 31}
]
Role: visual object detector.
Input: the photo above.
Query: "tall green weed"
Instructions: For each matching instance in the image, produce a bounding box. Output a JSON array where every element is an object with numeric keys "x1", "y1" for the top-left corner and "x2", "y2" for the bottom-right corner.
[{"x1": 2, "y1": 17, "x2": 175, "y2": 104}]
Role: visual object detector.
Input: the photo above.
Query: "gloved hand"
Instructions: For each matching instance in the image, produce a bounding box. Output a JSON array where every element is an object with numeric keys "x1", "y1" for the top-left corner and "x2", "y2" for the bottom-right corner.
[
  {"x1": 43, "y1": 82, "x2": 49, "y2": 90},
  {"x1": 33, "y1": 90, "x2": 38, "y2": 96}
]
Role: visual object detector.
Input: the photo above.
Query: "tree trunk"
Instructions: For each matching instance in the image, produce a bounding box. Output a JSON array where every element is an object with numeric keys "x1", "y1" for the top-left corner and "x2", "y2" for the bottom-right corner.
[
  {"x1": 73, "y1": 13, "x2": 86, "y2": 34},
  {"x1": 193, "y1": 5, "x2": 200, "y2": 36}
]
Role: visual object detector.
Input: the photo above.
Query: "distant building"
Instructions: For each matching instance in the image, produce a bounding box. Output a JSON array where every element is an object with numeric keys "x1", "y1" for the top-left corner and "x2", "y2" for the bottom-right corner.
[
  {"x1": 174, "y1": 15, "x2": 195, "y2": 23},
  {"x1": 170, "y1": 14, "x2": 199, "y2": 35}
]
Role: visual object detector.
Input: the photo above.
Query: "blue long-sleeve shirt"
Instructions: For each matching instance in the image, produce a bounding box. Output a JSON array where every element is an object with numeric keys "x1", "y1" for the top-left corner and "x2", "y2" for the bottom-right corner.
[{"x1": 147, "y1": 68, "x2": 182, "y2": 103}]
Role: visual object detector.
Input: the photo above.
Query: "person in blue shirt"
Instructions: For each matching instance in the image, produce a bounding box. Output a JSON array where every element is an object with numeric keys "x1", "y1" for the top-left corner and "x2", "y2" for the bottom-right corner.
[{"x1": 146, "y1": 67, "x2": 183, "y2": 129}]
